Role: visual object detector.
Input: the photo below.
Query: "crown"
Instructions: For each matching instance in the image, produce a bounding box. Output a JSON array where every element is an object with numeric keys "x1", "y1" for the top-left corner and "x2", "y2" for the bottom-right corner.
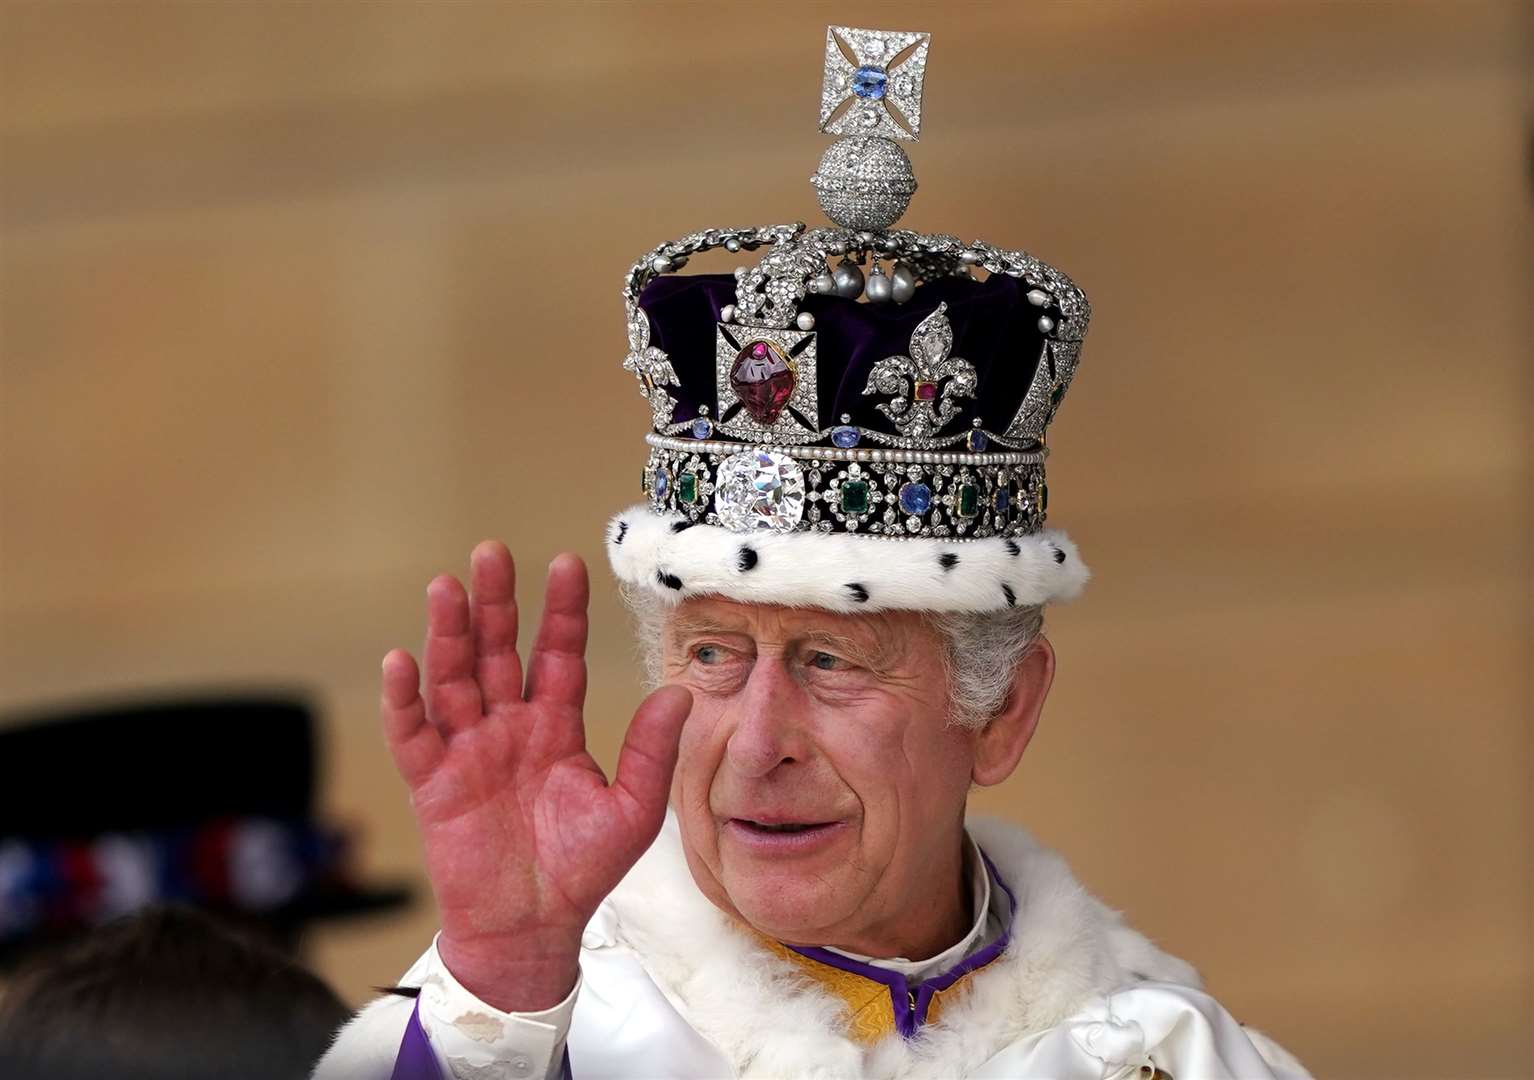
[{"x1": 606, "y1": 27, "x2": 1092, "y2": 615}]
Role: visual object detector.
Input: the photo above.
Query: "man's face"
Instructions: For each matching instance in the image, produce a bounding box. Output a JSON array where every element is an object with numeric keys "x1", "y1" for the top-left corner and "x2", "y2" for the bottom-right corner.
[{"x1": 662, "y1": 597, "x2": 979, "y2": 952}]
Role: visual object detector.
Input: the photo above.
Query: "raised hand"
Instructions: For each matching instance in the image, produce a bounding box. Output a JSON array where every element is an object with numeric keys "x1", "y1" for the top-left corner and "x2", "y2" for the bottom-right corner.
[{"x1": 380, "y1": 542, "x2": 691, "y2": 1012}]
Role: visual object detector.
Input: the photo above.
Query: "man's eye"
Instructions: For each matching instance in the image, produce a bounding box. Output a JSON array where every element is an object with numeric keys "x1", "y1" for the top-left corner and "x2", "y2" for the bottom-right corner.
[
  {"x1": 810, "y1": 651, "x2": 844, "y2": 671},
  {"x1": 694, "y1": 645, "x2": 724, "y2": 665}
]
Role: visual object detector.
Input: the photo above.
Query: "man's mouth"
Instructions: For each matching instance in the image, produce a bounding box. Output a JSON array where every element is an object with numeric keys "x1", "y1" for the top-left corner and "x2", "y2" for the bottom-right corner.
[{"x1": 735, "y1": 819, "x2": 833, "y2": 834}]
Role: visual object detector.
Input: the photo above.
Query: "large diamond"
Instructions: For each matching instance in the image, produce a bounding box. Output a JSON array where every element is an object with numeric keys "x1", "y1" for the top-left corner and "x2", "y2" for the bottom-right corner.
[
  {"x1": 730, "y1": 340, "x2": 796, "y2": 425},
  {"x1": 714, "y1": 450, "x2": 805, "y2": 533}
]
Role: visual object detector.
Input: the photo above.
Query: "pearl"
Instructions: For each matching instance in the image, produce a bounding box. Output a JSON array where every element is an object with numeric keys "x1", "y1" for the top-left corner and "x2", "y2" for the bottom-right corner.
[
  {"x1": 725, "y1": 238, "x2": 742, "y2": 252},
  {"x1": 1026, "y1": 289, "x2": 1050, "y2": 307},
  {"x1": 1038, "y1": 315, "x2": 1056, "y2": 333},
  {"x1": 651, "y1": 256, "x2": 673, "y2": 273},
  {"x1": 796, "y1": 312, "x2": 816, "y2": 331},
  {"x1": 865, "y1": 264, "x2": 893, "y2": 303},
  {"x1": 959, "y1": 250, "x2": 982, "y2": 265},
  {"x1": 891, "y1": 262, "x2": 916, "y2": 303},
  {"x1": 720, "y1": 303, "x2": 736, "y2": 323},
  {"x1": 810, "y1": 270, "x2": 836, "y2": 295},
  {"x1": 832, "y1": 258, "x2": 865, "y2": 299}
]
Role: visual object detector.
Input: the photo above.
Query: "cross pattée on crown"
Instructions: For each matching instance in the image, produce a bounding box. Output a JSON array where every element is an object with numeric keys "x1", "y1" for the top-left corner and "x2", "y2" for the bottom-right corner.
[{"x1": 817, "y1": 25, "x2": 931, "y2": 142}]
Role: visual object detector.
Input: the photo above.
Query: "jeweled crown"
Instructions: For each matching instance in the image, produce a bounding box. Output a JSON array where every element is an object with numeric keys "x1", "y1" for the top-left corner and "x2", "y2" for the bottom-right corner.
[{"x1": 621, "y1": 26, "x2": 1089, "y2": 541}]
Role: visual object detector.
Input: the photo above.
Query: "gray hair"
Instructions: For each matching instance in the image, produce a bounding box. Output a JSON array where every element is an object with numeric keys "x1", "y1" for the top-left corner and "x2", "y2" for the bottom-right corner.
[{"x1": 619, "y1": 586, "x2": 1045, "y2": 730}]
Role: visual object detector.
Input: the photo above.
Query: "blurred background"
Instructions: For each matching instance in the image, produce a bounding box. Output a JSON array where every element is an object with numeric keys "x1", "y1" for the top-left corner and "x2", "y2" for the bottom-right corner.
[{"x1": 1, "y1": 2, "x2": 1529, "y2": 1076}]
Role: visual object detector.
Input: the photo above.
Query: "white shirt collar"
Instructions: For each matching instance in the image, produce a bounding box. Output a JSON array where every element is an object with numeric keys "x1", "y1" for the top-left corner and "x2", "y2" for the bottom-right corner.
[{"x1": 821, "y1": 831, "x2": 1000, "y2": 983}]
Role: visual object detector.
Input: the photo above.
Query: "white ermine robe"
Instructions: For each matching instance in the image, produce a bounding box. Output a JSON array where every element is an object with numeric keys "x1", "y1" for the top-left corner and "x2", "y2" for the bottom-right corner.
[{"x1": 316, "y1": 815, "x2": 1309, "y2": 1079}]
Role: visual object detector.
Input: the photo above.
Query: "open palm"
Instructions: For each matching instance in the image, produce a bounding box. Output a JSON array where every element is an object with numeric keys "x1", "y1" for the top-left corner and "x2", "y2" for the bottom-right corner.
[{"x1": 380, "y1": 542, "x2": 690, "y2": 1011}]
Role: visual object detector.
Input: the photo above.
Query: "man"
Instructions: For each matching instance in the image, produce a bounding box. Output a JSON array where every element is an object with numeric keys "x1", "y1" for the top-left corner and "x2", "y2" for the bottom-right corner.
[{"x1": 317, "y1": 25, "x2": 1309, "y2": 1079}]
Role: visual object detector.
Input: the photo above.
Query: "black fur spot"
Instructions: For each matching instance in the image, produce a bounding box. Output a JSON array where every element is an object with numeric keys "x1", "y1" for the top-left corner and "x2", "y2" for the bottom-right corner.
[
  {"x1": 845, "y1": 583, "x2": 869, "y2": 604},
  {"x1": 1050, "y1": 545, "x2": 1066, "y2": 564},
  {"x1": 670, "y1": 520, "x2": 695, "y2": 534},
  {"x1": 1004, "y1": 540, "x2": 1020, "y2": 557},
  {"x1": 939, "y1": 552, "x2": 959, "y2": 572},
  {"x1": 656, "y1": 569, "x2": 684, "y2": 590},
  {"x1": 737, "y1": 546, "x2": 759, "y2": 572},
  {"x1": 614, "y1": 521, "x2": 629, "y2": 545},
  {"x1": 1001, "y1": 583, "x2": 1017, "y2": 608}
]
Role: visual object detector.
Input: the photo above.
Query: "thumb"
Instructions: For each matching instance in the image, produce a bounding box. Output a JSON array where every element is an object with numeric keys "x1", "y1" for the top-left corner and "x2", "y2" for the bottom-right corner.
[{"x1": 612, "y1": 685, "x2": 692, "y2": 832}]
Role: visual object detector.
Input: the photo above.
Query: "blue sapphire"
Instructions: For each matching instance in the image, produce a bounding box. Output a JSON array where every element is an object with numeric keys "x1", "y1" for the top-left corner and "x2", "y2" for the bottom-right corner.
[
  {"x1": 831, "y1": 425, "x2": 860, "y2": 448},
  {"x1": 691, "y1": 417, "x2": 713, "y2": 439},
  {"x1": 653, "y1": 468, "x2": 670, "y2": 501},
  {"x1": 898, "y1": 482, "x2": 932, "y2": 515},
  {"x1": 967, "y1": 429, "x2": 988, "y2": 452},
  {"x1": 852, "y1": 66, "x2": 888, "y2": 101},
  {"x1": 994, "y1": 487, "x2": 1011, "y2": 515}
]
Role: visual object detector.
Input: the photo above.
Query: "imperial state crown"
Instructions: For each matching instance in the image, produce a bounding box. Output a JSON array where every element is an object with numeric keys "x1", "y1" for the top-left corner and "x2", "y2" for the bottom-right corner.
[{"x1": 606, "y1": 26, "x2": 1091, "y2": 615}]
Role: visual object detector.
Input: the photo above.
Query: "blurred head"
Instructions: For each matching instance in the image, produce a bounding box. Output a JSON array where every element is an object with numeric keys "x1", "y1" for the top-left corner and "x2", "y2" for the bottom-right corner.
[
  {"x1": 0, "y1": 905, "x2": 348, "y2": 1080},
  {"x1": 628, "y1": 591, "x2": 1053, "y2": 958}
]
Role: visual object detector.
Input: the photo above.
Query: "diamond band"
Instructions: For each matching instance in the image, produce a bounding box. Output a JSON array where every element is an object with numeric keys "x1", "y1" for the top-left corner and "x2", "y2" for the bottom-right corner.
[{"x1": 644, "y1": 442, "x2": 1047, "y2": 539}]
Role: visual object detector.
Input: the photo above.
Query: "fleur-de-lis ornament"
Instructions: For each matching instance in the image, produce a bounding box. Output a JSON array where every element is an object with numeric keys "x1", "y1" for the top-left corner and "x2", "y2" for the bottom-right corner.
[
  {"x1": 621, "y1": 305, "x2": 680, "y2": 430},
  {"x1": 862, "y1": 303, "x2": 977, "y2": 442}
]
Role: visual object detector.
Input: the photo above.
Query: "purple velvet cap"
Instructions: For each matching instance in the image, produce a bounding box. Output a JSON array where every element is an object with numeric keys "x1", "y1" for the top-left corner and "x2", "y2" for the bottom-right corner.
[{"x1": 639, "y1": 272, "x2": 1052, "y2": 444}]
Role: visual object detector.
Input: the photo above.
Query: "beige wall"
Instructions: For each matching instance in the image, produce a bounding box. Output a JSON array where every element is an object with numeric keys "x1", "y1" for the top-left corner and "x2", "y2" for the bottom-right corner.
[{"x1": 2, "y1": 3, "x2": 1529, "y2": 1076}]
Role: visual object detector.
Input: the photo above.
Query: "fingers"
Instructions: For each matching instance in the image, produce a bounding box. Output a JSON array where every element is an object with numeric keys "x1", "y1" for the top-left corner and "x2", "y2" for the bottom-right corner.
[
  {"x1": 523, "y1": 554, "x2": 590, "y2": 710},
  {"x1": 612, "y1": 685, "x2": 692, "y2": 829},
  {"x1": 380, "y1": 649, "x2": 444, "y2": 785},
  {"x1": 469, "y1": 541, "x2": 523, "y2": 713},
  {"x1": 424, "y1": 574, "x2": 484, "y2": 734}
]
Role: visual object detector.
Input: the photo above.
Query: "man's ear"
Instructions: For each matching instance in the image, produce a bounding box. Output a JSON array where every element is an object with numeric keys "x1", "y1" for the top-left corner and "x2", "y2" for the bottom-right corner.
[{"x1": 970, "y1": 635, "x2": 1055, "y2": 787}]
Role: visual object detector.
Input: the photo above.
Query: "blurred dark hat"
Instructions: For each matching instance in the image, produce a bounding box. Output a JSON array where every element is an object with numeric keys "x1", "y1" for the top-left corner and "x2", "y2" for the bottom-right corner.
[{"x1": 0, "y1": 693, "x2": 410, "y2": 966}]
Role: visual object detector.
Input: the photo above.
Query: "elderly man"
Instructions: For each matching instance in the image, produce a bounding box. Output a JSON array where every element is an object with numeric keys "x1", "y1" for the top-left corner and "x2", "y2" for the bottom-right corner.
[{"x1": 317, "y1": 26, "x2": 1308, "y2": 1080}]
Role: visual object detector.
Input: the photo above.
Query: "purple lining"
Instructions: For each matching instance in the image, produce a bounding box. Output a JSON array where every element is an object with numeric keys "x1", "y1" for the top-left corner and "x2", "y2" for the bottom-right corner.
[
  {"x1": 390, "y1": 1000, "x2": 443, "y2": 1080},
  {"x1": 784, "y1": 847, "x2": 1017, "y2": 1039}
]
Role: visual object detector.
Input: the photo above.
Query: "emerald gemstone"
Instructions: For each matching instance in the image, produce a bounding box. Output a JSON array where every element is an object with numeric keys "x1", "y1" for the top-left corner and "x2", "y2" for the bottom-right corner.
[
  {"x1": 957, "y1": 483, "x2": 979, "y2": 518},
  {"x1": 678, "y1": 472, "x2": 699, "y2": 504},
  {"x1": 840, "y1": 480, "x2": 871, "y2": 515}
]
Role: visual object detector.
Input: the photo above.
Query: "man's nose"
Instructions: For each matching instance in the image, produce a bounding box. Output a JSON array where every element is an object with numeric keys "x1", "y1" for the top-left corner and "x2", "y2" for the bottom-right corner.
[{"x1": 722, "y1": 657, "x2": 810, "y2": 779}]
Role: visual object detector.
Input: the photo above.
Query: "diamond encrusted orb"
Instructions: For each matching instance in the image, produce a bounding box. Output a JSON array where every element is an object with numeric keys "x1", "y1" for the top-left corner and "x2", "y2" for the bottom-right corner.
[
  {"x1": 810, "y1": 135, "x2": 917, "y2": 231},
  {"x1": 730, "y1": 340, "x2": 797, "y2": 425},
  {"x1": 714, "y1": 450, "x2": 806, "y2": 533}
]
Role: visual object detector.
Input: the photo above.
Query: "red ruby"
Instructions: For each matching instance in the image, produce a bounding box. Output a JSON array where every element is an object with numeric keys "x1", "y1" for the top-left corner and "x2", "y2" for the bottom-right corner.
[
  {"x1": 914, "y1": 380, "x2": 938, "y2": 401},
  {"x1": 731, "y1": 340, "x2": 796, "y2": 425}
]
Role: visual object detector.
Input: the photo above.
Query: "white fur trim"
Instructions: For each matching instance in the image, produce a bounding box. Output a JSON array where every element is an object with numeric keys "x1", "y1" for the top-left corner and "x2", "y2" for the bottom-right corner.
[
  {"x1": 604, "y1": 504, "x2": 1089, "y2": 613},
  {"x1": 312, "y1": 993, "x2": 414, "y2": 1079},
  {"x1": 602, "y1": 813, "x2": 1198, "y2": 1079}
]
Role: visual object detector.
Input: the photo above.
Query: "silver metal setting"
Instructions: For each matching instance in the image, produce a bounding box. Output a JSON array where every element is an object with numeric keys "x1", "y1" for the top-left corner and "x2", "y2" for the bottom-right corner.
[
  {"x1": 714, "y1": 323, "x2": 820, "y2": 444},
  {"x1": 862, "y1": 302, "x2": 976, "y2": 442},
  {"x1": 811, "y1": 136, "x2": 917, "y2": 231},
  {"x1": 819, "y1": 26, "x2": 930, "y2": 142},
  {"x1": 622, "y1": 307, "x2": 680, "y2": 430}
]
